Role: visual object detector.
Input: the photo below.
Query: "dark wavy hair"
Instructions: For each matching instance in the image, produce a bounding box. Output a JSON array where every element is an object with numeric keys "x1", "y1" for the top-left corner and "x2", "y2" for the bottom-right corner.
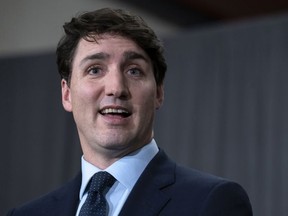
[{"x1": 56, "y1": 8, "x2": 167, "y2": 86}]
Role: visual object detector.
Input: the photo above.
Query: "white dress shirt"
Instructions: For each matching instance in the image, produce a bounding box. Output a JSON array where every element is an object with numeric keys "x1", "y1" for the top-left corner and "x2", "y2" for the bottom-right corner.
[{"x1": 76, "y1": 139, "x2": 159, "y2": 216}]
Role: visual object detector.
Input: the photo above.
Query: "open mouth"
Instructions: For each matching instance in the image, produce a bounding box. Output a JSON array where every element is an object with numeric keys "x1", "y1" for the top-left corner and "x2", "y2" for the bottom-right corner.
[{"x1": 99, "y1": 108, "x2": 131, "y2": 118}]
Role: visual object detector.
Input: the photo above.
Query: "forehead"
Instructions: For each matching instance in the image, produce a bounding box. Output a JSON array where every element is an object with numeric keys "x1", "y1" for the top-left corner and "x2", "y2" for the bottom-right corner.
[{"x1": 73, "y1": 34, "x2": 150, "y2": 64}]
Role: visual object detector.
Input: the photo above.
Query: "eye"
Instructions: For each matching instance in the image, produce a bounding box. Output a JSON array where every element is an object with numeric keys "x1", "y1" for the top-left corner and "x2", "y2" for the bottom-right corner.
[
  {"x1": 127, "y1": 68, "x2": 142, "y2": 76},
  {"x1": 87, "y1": 65, "x2": 102, "y2": 75}
]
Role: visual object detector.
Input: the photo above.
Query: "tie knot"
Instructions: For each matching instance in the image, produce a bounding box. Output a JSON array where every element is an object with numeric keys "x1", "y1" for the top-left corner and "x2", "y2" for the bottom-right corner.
[{"x1": 89, "y1": 171, "x2": 115, "y2": 193}]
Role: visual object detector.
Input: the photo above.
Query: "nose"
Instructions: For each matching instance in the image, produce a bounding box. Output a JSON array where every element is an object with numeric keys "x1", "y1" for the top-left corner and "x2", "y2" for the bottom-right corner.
[{"x1": 105, "y1": 71, "x2": 130, "y2": 99}]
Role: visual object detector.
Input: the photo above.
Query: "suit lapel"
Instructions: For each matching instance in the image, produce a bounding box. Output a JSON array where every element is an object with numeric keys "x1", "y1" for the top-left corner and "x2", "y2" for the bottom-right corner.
[
  {"x1": 119, "y1": 150, "x2": 176, "y2": 216},
  {"x1": 43, "y1": 151, "x2": 175, "y2": 216}
]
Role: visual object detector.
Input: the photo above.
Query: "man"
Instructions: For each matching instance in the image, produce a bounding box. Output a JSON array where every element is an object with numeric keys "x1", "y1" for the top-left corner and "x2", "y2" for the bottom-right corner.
[{"x1": 7, "y1": 8, "x2": 252, "y2": 216}]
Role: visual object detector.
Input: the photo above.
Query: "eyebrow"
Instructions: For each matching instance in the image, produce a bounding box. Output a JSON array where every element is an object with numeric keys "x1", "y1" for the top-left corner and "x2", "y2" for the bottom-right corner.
[
  {"x1": 123, "y1": 51, "x2": 149, "y2": 63},
  {"x1": 79, "y1": 51, "x2": 149, "y2": 67},
  {"x1": 79, "y1": 52, "x2": 110, "y2": 67}
]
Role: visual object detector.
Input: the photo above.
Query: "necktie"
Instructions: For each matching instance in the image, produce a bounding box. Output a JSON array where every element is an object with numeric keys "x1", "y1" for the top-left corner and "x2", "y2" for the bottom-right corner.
[{"x1": 79, "y1": 171, "x2": 116, "y2": 216}]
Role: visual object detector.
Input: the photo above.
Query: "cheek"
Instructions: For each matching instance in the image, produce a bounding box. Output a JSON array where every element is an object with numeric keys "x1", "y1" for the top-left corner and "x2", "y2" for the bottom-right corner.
[
  {"x1": 133, "y1": 84, "x2": 159, "y2": 110},
  {"x1": 71, "y1": 84, "x2": 101, "y2": 107}
]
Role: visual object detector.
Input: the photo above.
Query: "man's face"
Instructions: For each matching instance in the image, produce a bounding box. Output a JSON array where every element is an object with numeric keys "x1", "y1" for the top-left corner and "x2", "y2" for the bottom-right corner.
[{"x1": 61, "y1": 34, "x2": 164, "y2": 162}]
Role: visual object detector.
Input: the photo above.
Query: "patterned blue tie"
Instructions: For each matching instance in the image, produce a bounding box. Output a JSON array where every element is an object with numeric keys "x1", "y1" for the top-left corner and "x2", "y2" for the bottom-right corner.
[{"x1": 79, "y1": 171, "x2": 116, "y2": 216}]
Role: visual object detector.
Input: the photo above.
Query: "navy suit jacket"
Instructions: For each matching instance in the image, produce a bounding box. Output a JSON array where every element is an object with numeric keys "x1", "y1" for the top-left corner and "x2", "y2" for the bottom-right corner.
[{"x1": 7, "y1": 150, "x2": 252, "y2": 216}]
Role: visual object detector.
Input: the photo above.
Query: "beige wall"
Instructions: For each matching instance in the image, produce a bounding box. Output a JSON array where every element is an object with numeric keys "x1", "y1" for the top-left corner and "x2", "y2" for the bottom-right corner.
[{"x1": 0, "y1": 0, "x2": 180, "y2": 57}]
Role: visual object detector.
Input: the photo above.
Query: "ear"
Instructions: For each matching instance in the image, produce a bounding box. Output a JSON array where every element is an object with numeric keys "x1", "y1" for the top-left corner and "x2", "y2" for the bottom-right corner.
[
  {"x1": 61, "y1": 79, "x2": 72, "y2": 112},
  {"x1": 155, "y1": 84, "x2": 164, "y2": 110}
]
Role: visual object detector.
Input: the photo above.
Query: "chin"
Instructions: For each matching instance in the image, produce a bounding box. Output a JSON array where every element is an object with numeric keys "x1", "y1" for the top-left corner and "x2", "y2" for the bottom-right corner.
[{"x1": 101, "y1": 138, "x2": 140, "y2": 153}]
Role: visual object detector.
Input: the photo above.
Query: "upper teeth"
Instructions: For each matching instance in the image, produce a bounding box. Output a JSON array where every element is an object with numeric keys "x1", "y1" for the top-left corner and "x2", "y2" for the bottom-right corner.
[{"x1": 101, "y1": 108, "x2": 128, "y2": 114}]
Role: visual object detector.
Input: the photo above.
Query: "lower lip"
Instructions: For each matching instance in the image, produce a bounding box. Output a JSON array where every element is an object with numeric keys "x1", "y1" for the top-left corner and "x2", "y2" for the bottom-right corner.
[{"x1": 100, "y1": 114, "x2": 131, "y2": 125}]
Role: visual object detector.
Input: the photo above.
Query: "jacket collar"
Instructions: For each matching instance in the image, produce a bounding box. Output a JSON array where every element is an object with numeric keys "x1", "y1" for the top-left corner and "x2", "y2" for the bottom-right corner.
[
  {"x1": 50, "y1": 150, "x2": 175, "y2": 216},
  {"x1": 119, "y1": 150, "x2": 176, "y2": 216}
]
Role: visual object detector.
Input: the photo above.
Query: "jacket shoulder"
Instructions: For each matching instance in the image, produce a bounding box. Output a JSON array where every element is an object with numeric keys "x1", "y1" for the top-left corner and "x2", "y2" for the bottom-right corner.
[
  {"x1": 7, "y1": 173, "x2": 81, "y2": 216},
  {"x1": 165, "y1": 164, "x2": 253, "y2": 215}
]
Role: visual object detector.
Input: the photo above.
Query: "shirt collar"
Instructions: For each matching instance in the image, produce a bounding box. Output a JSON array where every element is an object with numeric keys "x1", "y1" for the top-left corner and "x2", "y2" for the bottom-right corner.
[{"x1": 79, "y1": 139, "x2": 159, "y2": 200}]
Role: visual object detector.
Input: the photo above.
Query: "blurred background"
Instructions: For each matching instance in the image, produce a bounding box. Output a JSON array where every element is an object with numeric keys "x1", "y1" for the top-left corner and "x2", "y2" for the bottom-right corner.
[{"x1": 1, "y1": 0, "x2": 288, "y2": 215}]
